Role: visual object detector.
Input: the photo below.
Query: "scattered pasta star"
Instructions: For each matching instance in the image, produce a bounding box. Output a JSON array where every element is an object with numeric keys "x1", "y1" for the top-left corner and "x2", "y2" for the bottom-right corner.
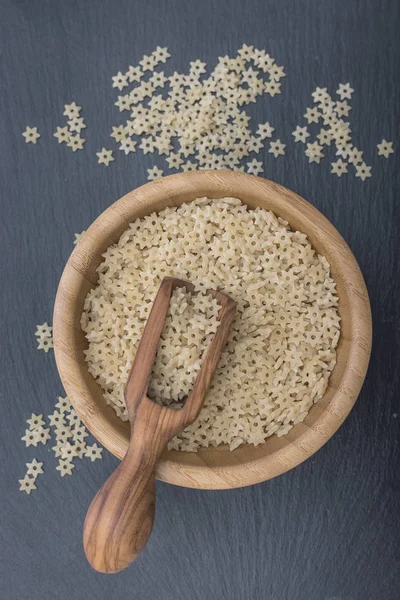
[
  {"x1": 63, "y1": 102, "x2": 81, "y2": 119},
  {"x1": 304, "y1": 107, "x2": 321, "y2": 124},
  {"x1": 19, "y1": 476, "x2": 37, "y2": 494},
  {"x1": 21, "y1": 429, "x2": 39, "y2": 448},
  {"x1": 35, "y1": 427, "x2": 51, "y2": 445},
  {"x1": 26, "y1": 413, "x2": 45, "y2": 430},
  {"x1": 48, "y1": 411, "x2": 66, "y2": 428},
  {"x1": 26, "y1": 459, "x2": 44, "y2": 477},
  {"x1": 37, "y1": 337, "x2": 53, "y2": 352},
  {"x1": 377, "y1": 139, "x2": 394, "y2": 158},
  {"x1": 331, "y1": 159, "x2": 348, "y2": 177},
  {"x1": 269, "y1": 139, "x2": 286, "y2": 158},
  {"x1": 55, "y1": 396, "x2": 71, "y2": 413},
  {"x1": 67, "y1": 135, "x2": 85, "y2": 152},
  {"x1": 56, "y1": 459, "x2": 75, "y2": 477},
  {"x1": 96, "y1": 148, "x2": 114, "y2": 166},
  {"x1": 147, "y1": 166, "x2": 164, "y2": 181},
  {"x1": 246, "y1": 159, "x2": 264, "y2": 175},
  {"x1": 355, "y1": 162, "x2": 372, "y2": 181},
  {"x1": 53, "y1": 126, "x2": 70, "y2": 144},
  {"x1": 22, "y1": 126, "x2": 40, "y2": 144},
  {"x1": 152, "y1": 46, "x2": 171, "y2": 63},
  {"x1": 305, "y1": 141, "x2": 324, "y2": 164},
  {"x1": 292, "y1": 126, "x2": 310, "y2": 143},
  {"x1": 119, "y1": 138, "x2": 137, "y2": 155},
  {"x1": 110, "y1": 125, "x2": 126, "y2": 143},
  {"x1": 311, "y1": 87, "x2": 329, "y2": 103},
  {"x1": 126, "y1": 65, "x2": 143, "y2": 83},
  {"x1": 112, "y1": 71, "x2": 129, "y2": 91},
  {"x1": 336, "y1": 82, "x2": 354, "y2": 100},
  {"x1": 181, "y1": 161, "x2": 197, "y2": 171},
  {"x1": 73, "y1": 230, "x2": 86, "y2": 245},
  {"x1": 68, "y1": 117, "x2": 86, "y2": 133},
  {"x1": 85, "y1": 443, "x2": 103, "y2": 462}
]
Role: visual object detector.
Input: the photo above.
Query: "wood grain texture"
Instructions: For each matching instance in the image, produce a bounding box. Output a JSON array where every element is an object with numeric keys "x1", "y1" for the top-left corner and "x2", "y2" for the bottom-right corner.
[
  {"x1": 83, "y1": 277, "x2": 236, "y2": 572},
  {"x1": 2, "y1": 0, "x2": 399, "y2": 598},
  {"x1": 53, "y1": 171, "x2": 372, "y2": 489}
]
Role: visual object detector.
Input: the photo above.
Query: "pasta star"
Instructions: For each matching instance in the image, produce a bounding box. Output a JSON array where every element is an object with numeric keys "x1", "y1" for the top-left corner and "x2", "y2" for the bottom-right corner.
[
  {"x1": 48, "y1": 411, "x2": 66, "y2": 428},
  {"x1": 377, "y1": 139, "x2": 394, "y2": 158},
  {"x1": 26, "y1": 413, "x2": 45, "y2": 430},
  {"x1": 304, "y1": 107, "x2": 321, "y2": 124},
  {"x1": 256, "y1": 122, "x2": 274, "y2": 139},
  {"x1": 21, "y1": 429, "x2": 39, "y2": 447},
  {"x1": 22, "y1": 126, "x2": 40, "y2": 144},
  {"x1": 311, "y1": 87, "x2": 329, "y2": 103},
  {"x1": 126, "y1": 65, "x2": 143, "y2": 83},
  {"x1": 147, "y1": 166, "x2": 164, "y2": 181},
  {"x1": 152, "y1": 46, "x2": 171, "y2": 63},
  {"x1": 331, "y1": 159, "x2": 348, "y2": 177},
  {"x1": 189, "y1": 60, "x2": 207, "y2": 76},
  {"x1": 63, "y1": 102, "x2": 81, "y2": 119},
  {"x1": 68, "y1": 117, "x2": 86, "y2": 133},
  {"x1": 292, "y1": 126, "x2": 310, "y2": 143},
  {"x1": 110, "y1": 125, "x2": 126, "y2": 142},
  {"x1": 139, "y1": 54, "x2": 157, "y2": 72},
  {"x1": 246, "y1": 159, "x2": 263, "y2": 175},
  {"x1": 305, "y1": 142, "x2": 324, "y2": 164},
  {"x1": 181, "y1": 161, "x2": 197, "y2": 171},
  {"x1": 35, "y1": 427, "x2": 51, "y2": 445},
  {"x1": 119, "y1": 138, "x2": 137, "y2": 155},
  {"x1": 355, "y1": 163, "x2": 372, "y2": 181},
  {"x1": 53, "y1": 126, "x2": 70, "y2": 144},
  {"x1": 85, "y1": 443, "x2": 103, "y2": 462},
  {"x1": 336, "y1": 82, "x2": 354, "y2": 100},
  {"x1": 19, "y1": 476, "x2": 37, "y2": 494},
  {"x1": 269, "y1": 139, "x2": 286, "y2": 158},
  {"x1": 37, "y1": 337, "x2": 53, "y2": 352},
  {"x1": 112, "y1": 71, "x2": 129, "y2": 91},
  {"x1": 55, "y1": 396, "x2": 71, "y2": 413},
  {"x1": 56, "y1": 459, "x2": 75, "y2": 477},
  {"x1": 67, "y1": 135, "x2": 85, "y2": 151},
  {"x1": 26, "y1": 458, "x2": 44, "y2": 477},
  {"x1": 73, "y1": 230, "x2": 85, "y2": 245},
  {"x1": 96, "y1": 148, "x2": 114, "y2": 166}
]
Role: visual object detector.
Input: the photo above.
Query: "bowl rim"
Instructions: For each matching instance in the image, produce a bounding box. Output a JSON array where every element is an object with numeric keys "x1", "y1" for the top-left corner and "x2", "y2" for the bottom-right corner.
[{"x1": 53, "y1": 171, "x2": 372, "y2": 489}]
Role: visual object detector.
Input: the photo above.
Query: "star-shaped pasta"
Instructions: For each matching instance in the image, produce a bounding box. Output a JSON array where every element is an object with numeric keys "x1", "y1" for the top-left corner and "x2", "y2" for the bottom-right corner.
[
  {"x1": 22, "y1": 126, "x2": 40, "y2": 144},
  {"x1": 68, "y1": 117, "x2": 86, "y2": 133},
  {"x1": 269, "y1": 139, "x2": 286, "y2": 158},
  {"x1": 336, "y1": 83, "x2": 354, "y2": 100},
  {"x1": 53, "y1": 126, "x2": 70, "y2": 144},
  {"x1": 305, "y1": 142, "x2": 324, "y2": 164},
  {"x1": 126, "y1": 65, "x2": 143, "y2": 83},
  {"x1": 96, "y1": 148, "x2": 114, "y2": 166},
  {"x1": 55, "y1": 396, "x2": 71, "y2": 413},
  {"x1": 377, "y1": 139, "x2": 394, "y2": 158},
  {"x1": 19, "y1": 476, "x2": 37, "y2": 494},
  {"x1": 48, "y1": 411, "x2": 66, "y2": 428},
  {"x1": 21, "y1": 429, "x2": 39, "y2": 447},
  {"x1": 119, "y1": 138, "x2": 137, "y2": 155},
  {"x1": 304, "y1": 107, "x2": 321, "y2": 124},
  {"x1": 26, "y1": 413, "x2": 45, "y2": 430},
  {"x1": 147, "y1": 166, "x2": 164, "y2": 181},
  {"x1": 37, "y1": 337, "x2": 53, "y2": 352},
  {"x1": 181, "y1": 161, "x2": 197, "y2": 171},
  {"x1": 112, "y1": 71, "x2": 129, "y2": 91},
  {"x1": 56, "y1": 459, "x2": 75, "y2": 477},
  {"x1": 152, "y1": 46, "x2": 171, "y2": 64},
  {"x1": 331, "y1": 159, "x2": 348, "y2": 177},
  {"x1": 63, "y1": 102, "x2": 81, "y2": 119},
  {"x1": 67, "y1": 135, "x2": 85, "y2": 151},
  {"x1": 246, "y1": 159, "x2": 263, "y2": 175},
  {"x1": 35, "y1": 427, "x2": 51, "y2": 445},
  {"x1": 85, "y1": 443, "x2": 103, "y2": 462},
  {"x1": 73, "y1": 231, "x2": 86, "y2": 245},
  {"x1": 355, "y1": 163, "x2": 372, "y2": 181},
  {"x1": 292, "y1": 126, "x2": 310, "y2": 143},
  {"x1": 26, "y1": 458, "x2": 44, "y2": 477}
]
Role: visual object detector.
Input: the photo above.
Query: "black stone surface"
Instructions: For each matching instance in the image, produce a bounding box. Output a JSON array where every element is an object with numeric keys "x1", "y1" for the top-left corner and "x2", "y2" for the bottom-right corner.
[{"x1": 1, "y1": 1, "x2": 399, "y2": 598}]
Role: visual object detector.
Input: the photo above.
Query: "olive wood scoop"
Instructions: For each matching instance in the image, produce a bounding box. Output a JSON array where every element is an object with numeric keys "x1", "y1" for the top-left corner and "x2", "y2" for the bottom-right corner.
[{"x1": 83, "y1": 276, "x2": 236, "y2": 573}]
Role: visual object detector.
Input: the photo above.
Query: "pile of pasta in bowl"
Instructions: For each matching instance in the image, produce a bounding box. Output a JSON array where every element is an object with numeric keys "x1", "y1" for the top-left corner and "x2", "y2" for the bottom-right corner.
[{"x1": 81, "y1": 197, "x2": 340, "y2": 452}]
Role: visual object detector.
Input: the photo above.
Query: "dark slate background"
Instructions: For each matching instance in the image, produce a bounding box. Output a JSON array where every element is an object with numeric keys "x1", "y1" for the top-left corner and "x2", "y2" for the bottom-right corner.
[{"x1": 1, "y1": 1, "x2": 399, "y2": 599}]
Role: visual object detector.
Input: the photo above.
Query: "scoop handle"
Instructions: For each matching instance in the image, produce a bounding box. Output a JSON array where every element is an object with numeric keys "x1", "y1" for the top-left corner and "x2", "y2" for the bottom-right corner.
[{"x1": 83, "y1": 408, "x2": 169, "y2": 574}]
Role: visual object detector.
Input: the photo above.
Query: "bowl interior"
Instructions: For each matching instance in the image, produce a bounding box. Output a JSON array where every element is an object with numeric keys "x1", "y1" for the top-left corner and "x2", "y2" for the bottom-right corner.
[{"x1": 53, "y1": 171, "x2": 371, "y2": 489}]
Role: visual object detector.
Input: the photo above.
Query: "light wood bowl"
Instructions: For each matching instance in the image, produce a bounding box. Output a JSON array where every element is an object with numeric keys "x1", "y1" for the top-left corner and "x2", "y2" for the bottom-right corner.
[{"x1": 53, "y1": 171, "x2": 372, "y2": 489}]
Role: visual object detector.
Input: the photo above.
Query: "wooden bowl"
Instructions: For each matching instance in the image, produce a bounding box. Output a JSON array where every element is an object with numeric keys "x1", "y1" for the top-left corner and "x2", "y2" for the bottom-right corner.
[{"x1": 53, "y1": 171, "x2": 372, "y2": 489}]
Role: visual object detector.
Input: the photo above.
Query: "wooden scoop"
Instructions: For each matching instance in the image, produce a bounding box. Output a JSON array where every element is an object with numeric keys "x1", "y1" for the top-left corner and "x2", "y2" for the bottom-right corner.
[{"x1": 83, "y1": 277, "x2": 236, "y2": 573}]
